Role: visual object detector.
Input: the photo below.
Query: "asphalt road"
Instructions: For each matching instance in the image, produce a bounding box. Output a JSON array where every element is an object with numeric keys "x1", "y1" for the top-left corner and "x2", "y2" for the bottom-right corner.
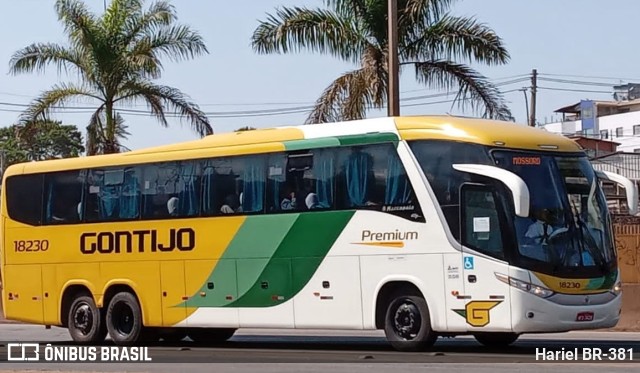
[{"x1": 0, "y1": 326, "x2": 638, "y2": 372}]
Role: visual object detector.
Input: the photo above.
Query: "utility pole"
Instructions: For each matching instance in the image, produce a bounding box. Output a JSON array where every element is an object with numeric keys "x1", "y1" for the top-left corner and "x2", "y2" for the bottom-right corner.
[
  {"x1": 529, "y1": 69, "x2": 537, "y2": 127},
  {"x1": 520, "y1": 87, "x2": 529, "y2": 124},
  {"x1": 387, "y1": 0, "x2": 400, "y2": 117}
]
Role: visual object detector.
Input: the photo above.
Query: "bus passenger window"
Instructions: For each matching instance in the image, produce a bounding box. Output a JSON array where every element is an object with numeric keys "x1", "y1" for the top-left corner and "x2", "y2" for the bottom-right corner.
[
  {"x1": 44, "y1": 170, "x2": 85, "y2": 224},
  {"x1": 337, "y1": 146, "x2": 378, "y2": 208},
  {"x1": 140, "y1": 161, "x2": 200, "y2": 219},
  {"x1": 5, "y1": 174, "x2": 44, "y2": 225},
  {"x1": 85, "y1": 167, "x2": 141, "y2": 222},
  {"x1": 302, "y1": 148, "x2": 334, "y2": 210},
  {"x1": 201, "y1": 155, "x2": 264, "y2": 216},
  {"x1": 336, "y1": 143, "x2": 413, "y2": 212}
]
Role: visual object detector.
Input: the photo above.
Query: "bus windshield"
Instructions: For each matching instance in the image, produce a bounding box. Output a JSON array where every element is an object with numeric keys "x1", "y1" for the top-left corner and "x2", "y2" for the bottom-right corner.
[{"x1": 492, "y1": 151, "x2": 615, "y2": 272}]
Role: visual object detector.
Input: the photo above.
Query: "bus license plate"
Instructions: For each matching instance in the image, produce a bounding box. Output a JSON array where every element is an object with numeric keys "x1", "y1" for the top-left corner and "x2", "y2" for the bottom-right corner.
[{"x1": 576, "y1": 312, "x2": 594, "y2": 322}]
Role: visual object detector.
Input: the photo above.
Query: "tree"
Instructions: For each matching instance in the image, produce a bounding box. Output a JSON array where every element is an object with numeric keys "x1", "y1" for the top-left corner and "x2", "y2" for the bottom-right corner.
[
  {"x1": 9, "y1": 0, "x2": 212, "y2": 155},
  {"x1": 0, "y1": 120, "x2": 84, "y2": 170},
  {"x1": 251, "y1": 0, "x2": 512, "y2": 123}
]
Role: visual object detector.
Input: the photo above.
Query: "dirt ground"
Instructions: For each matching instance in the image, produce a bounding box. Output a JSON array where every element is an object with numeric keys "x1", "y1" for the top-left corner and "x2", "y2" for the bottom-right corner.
[{"x1": 2, "y1": 284, "x2": 640, "y2": 331}]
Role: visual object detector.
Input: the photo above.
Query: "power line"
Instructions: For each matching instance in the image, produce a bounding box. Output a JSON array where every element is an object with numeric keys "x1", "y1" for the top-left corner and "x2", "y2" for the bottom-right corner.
[
  {"x1": 539, "y1": 73, "x2": 640, "y2": 82},
  {"x1": 537, "y1": 86, "x2": 612, "y2": 94},
  {"x1": 538, "y1": 77, "x2": 616, "y2": 88}
]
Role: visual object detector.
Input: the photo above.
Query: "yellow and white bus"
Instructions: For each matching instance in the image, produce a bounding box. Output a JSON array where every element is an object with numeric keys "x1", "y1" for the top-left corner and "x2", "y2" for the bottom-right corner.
[{"x1": 1, "y1": 116, "x2": 636, "y2": 351}]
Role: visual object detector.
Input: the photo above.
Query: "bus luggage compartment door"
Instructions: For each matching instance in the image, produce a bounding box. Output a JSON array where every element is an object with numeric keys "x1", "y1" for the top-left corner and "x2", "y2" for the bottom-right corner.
[{"x1": 3, "y1": 264, "x2": 44, "y2": 324}]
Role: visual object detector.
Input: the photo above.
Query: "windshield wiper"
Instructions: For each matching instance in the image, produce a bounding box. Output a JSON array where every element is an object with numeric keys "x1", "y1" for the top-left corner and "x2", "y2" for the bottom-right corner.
[{"x1": 571, "y1": 202, "x2": 607, "y2": 270}]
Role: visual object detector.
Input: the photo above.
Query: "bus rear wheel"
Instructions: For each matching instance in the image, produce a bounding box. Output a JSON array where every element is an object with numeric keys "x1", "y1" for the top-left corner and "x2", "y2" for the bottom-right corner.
[
  {"x1": 188, "y1": 328, "x2": 236, "y2": 344},
  {"x1": 67, "y1": 294, "x2": 107, "y2": 344},
  {"x1": 106, "y1": 292, "x2": 143, "y2": 346},
  {"x1": 384, "y1": 293, "x2": 436, "y2": 352},
  {"x1": 474, "y1": 332, "x2": 519, "y2": 347}
]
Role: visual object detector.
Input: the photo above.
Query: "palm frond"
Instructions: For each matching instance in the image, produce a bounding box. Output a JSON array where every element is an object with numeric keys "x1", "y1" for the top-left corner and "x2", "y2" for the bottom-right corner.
[
  {"x1": 131, "y1": 24, "x2": 208, "y2": 65},
  {"x1": 102, "y1": 0, "x2": 144, "y2": 37},
  {"x1": 306, "y1": 68, "x2": 379, "y2": 124},
  {"x1": 9, "y1": 43, "x2": 89, "y2": 77},
  {"x1": 123, "y1": 0, "x2": 176, "y2": 46},
  {"x1": 85, "y1": 106, "x2": 105, "y2": 155},
  {"x1": 323, "y1": 0, "x2": 368, "y2": 18},
  {"x1": 86, "y1": 106, "x2": 130, "y2": 155},
  {"x1": 402, "y1": 15, "x2": 509, "y2": 65},
  {"x1": 252, "y1": 6, "x2": 366, "y2": 64},
  {"x1": 20, "y1": 83, "x2": 103, "y2": 123},
  {"x1": 115, "y1": 80, "x2": 213, "y2": 136},
  {"x1": 412, "y1": 60, "x2": 512, "y2": 120},
  {"x1": 400, "y1": 0, "x2": 455, "y2": 32},
  {"x1": 54, "y1": 0, "x2": 100, "y2": 53}
]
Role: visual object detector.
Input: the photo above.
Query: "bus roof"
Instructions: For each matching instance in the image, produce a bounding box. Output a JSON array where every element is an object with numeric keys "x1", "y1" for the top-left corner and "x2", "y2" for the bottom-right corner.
[{"x1": 4, "y1": 115, "x2": 582, "y2": 177}]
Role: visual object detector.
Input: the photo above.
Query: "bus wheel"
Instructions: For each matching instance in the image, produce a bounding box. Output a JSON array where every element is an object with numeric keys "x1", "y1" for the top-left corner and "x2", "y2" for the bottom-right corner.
[
  {"x1": 106, "y1": 292, "x2": 143, "y2": 346},
  {"x1": 384, "y1": 294, "x2": 436, "y2": 352},
  {"x1": 67, "y1": 294, "x2": 107, "y2": 344},
  {"x1": 188, "y1": 328, "x2": 236, "y2": 344},
  {"x1": 474, "y1": 332, "x2": 519, "y2": 347}
]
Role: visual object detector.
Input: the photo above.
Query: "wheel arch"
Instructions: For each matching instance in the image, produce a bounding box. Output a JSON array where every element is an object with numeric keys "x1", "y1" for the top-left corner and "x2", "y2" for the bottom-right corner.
[
  {"x1": 100, "y1": 280, "x2": 147, "y2": 326},
  {"x1": 372, "y1": 276, "x2": 442, "y2": 330},
  {"x1": 59, "y1": 280, "x2": 98, "y2": 327}
]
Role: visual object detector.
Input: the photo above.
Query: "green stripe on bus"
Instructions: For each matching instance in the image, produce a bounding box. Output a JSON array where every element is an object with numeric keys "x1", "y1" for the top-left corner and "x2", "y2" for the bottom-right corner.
[
  {"x1": 184, "y1": 214, "x2": 299, "y2": 308},
  {"x1": 225, "y1": 210, "x2": 354, "y2": 308},
  {"x1": 283, "y1": 138, "x2": 341, "y2": 151},
  {"x1": 336, "y1": 133, "x2": 398, "y2": 146}
]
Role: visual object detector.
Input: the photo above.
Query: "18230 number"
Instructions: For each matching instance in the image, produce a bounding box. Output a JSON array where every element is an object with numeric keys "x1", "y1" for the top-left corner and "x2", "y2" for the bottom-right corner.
[{"x1": 14, "y1": 240, "x2": 49, "y2": 252}]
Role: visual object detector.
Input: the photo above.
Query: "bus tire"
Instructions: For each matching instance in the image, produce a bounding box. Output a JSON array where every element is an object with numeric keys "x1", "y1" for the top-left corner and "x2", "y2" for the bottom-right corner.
[
  {"x1": 384, "y1": 294, "x2": 436, "y2": 352},
  {"x1": 67, "y1": 294, "x2": 107, "y2": 344},
  {"x1": 188, "y1": 328, "x2": 236, "y2": 344},
  {"x1": 474, "y1": 332, "x2": 519, "y2": 347},
  {"x1": 106, "y1": 292, "x2": 143, "y2": 346}
]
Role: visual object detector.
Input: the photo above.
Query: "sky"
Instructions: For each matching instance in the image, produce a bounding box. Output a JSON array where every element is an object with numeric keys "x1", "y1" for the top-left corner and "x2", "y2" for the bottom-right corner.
[{"x1": 1, "y1": 0, "x2": 639, "y2": 151}]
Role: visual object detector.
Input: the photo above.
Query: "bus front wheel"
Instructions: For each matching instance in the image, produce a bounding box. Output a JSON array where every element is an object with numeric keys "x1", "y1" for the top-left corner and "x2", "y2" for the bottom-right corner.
[
  {"x1": 474, "y1": 332, "x2": 519, "y2": 347},
  {"x1": 67, "y1": 294, "x2": 107, "y2": 344},
  {"x1": 383, "y1": 294, "x2": 437, "y2": 352},
  {"x1": 106, "y1": 292, "x2": 143, "y2": 346}
]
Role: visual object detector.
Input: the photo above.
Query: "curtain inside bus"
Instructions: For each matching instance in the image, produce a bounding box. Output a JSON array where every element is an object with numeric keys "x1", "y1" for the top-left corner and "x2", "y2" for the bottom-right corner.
[
  {"x1": 314, "y1": 149, "x2": 334, "y2": 208},
  {"x1": 344, "y1": 148, "x2": 373, "y2": 207},
  {"x1": 385, "y1": 153, "x2": 411, "y2": 205},
  {"x1": 118, "y1": 168, "x2": 140, "y2": 219},
  {"x1": 178, "y1": 162, "x2": 199, "y2": 216},
  {"x1": 242, "y1": 157, "x2": 265, "y2": 213},
  {"x1": 201, "y1": 161, "x2": 217, "y2": 214}
]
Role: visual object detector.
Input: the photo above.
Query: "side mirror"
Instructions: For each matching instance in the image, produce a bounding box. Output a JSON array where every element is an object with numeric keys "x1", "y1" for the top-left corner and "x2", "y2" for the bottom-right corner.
[
  {"x1": 595, "y1": 170, "x2": 638, "y2": 216},
  {"x1": 452, "y1": 164, "x2": 530, "y2": 218}
]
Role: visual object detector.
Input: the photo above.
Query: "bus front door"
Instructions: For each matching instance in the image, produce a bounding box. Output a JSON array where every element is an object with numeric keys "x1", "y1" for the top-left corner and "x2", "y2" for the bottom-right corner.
[{"x1": 459, "y1": 183, "x2": 513, "y2": 333}]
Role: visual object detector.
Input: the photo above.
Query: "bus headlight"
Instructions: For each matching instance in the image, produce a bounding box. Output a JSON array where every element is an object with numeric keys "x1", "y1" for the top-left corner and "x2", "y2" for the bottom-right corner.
[
  {"x1": 495, "y1": 272, "x2": 554, "y2": 299},
  {"x1": 610, "y1": 281, "x2": 622, "y2": 296}
]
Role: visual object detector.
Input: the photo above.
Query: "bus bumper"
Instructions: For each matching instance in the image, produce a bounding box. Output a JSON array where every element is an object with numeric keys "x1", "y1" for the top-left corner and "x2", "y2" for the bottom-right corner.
[{"x1": 510, "y1": 290, "x2": 621, "y2": 333}]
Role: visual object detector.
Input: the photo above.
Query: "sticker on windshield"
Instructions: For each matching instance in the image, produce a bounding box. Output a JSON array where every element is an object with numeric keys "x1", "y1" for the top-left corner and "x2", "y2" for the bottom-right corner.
[
  {"x1": 473, "y1": 217, "x2": 490, "y2": 233},
  {"x1": 513, "y1": 156, "x2": 541, "y2": 165}
]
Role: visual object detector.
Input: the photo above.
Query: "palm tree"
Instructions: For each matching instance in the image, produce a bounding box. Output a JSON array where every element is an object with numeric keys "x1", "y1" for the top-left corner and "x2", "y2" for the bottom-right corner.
[
  {"x1": 9, "y1": 0, "x2": 212, "y2": 154},
  {"x1": 252, "y1": 0, "x2": 512, "y2": 123}
]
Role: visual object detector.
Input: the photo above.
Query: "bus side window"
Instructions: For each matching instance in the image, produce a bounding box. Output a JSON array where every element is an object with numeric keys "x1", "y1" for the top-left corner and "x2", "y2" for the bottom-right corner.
[
  {"x1": 44, "y1": 171, "x2": 85, "y2": 224},
  {"x1": 302, "y1": 148, "x2": 334, "y2": 210},
  {"x1": 336, "y1": 146, "x2": 378, "y2": 209},
  {"x1": 5, "y1": 174, "x2": 44, "y2": 226},
  {"x1": 141, "y1": 163, "x2": 170, "y2": 218},
  {"x1": 236, "y1": 155, "x2": 266, "y2": 214},
  {"x1": 201, "y1": 155, "x2": 265, "y2": 216}
]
